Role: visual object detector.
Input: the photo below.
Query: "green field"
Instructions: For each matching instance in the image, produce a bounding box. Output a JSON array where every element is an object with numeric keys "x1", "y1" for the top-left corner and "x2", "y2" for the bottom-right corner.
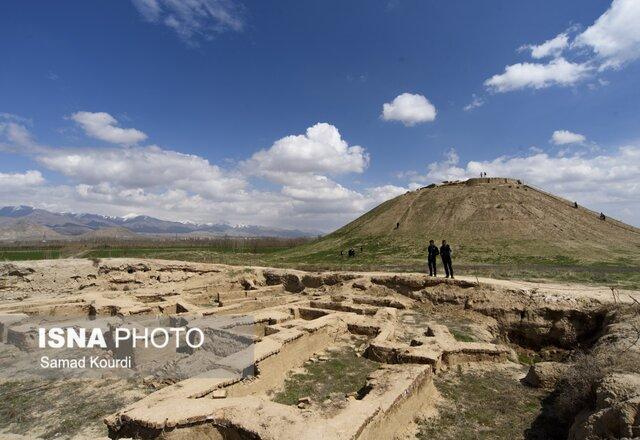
[{"x1": 0, "y1": 249, "x2": 62, "y2": 261}]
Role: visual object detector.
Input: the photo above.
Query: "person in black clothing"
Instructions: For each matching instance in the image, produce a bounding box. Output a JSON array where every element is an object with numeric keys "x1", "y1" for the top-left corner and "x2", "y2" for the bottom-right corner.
[
  {"x1": 440, "y1": 240, "x2": 454, "y2": 279},
  {"x1": 427, "y1": 240, "x2": 439, "y2": 276}
]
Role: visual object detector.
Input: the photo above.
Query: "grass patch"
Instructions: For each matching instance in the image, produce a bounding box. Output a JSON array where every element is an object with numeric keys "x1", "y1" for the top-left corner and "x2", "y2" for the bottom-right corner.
[
  {"x1": 0, "y1": 378, "x2": 150, "y2": 439},
  {"x1": 272, "y1": 346, "x2": 379, "y2": 406},
  {"x1": 517, "y1": 351, "x2": 542, "y2": 366},
  {"x1": 450, "y1": 328, "x2": 475, "y2": 343},
  {"x1": 417, "y1": 368, "x2": 547, "y2": 440},
  {"x1": 0, "y1": 249, "x2": 61, "y2": 261}
]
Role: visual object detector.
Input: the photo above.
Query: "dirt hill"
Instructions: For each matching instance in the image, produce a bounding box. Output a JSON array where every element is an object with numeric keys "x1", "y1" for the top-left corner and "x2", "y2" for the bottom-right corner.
[
  {"x1": 284, "y1": 178, "x2": 640, "y2": 268},
  {"x1": 0, "y1": 219, "x2": 65, "y2": 242}
]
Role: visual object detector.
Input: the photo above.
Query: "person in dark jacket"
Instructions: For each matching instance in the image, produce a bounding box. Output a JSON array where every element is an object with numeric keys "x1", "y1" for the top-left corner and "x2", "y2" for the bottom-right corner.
[
  {"x1": 427, "y1": 240, "x2": 439, "y2": 276},
  {"x1": 440, "y1": 240, "x2": 454, "y2": 279}
]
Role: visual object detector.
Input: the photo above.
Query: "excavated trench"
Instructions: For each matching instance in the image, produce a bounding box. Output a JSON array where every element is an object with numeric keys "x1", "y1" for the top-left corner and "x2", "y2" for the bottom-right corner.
[
  {"x1": 3, "y1": 260, "x2": 632, "y2": 440},
  {"x1": 373, "y1": 274, "x2": 611, "y2": 357},
  {"x1": 490, "y1": 307, "x2": 608, "y2": 352}
]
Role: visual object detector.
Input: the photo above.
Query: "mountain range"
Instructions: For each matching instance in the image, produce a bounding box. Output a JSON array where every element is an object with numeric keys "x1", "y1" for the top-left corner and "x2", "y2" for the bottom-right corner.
[{"x1": 0, "y1": 206, "x2": 319, "y2": 241}]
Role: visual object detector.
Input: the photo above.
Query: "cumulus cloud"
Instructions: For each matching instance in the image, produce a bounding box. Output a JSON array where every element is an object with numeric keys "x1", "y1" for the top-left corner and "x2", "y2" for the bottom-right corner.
[
  {"x1": 38, "y1": 144, "x2": 246, "y2": 199},
  {"x1": 551, "y1": 130, "x2": 587, "y2": 145},
  {"x1": 0, "y1": 117, "x2": 407, "y2": 231},
  {"x1": 245, "y1": 123, "x2": 369, "y2": 180},
  {"x1": 407, "y1": 146, "x2": 640, "y2": 225},
  {"x1": 131, "y1": 0, "x2": 243, "y2": 45},
  {"x1": 71, "y1": 111, "x2": 148, "y2": 145},
  {"x1": 484, "y1": 58, "x2": 591, "y2": 92},
  {"x1": 520, "y1": 33, "x2": 569, "y2": 59},
  {"x1": 0, "y1": 170, "x2": 44, "y2": 190},
  {"x1": 486, "y1": 0, "x2": 640, "y2": 92},
  {"x1": 241, "y1": 123, "x2": 396, "y2": 224},
  {"x1": 381, "y1": 93, "x2": 437, "y2": 126},
  {"x1": 574, "y1": 0, "x2": 640, "y2": 70},
  {"x1": 0, "y1": 114, "x2": 36, "y2": 149},
  {"x1": 0, "y1": 122, "x2": 34, "y2": 147}
]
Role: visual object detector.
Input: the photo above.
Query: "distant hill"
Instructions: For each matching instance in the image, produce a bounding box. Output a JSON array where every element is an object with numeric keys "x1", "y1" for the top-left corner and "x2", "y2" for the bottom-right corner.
[
  {"x1": 0, "y1": 206, "x2": 319, "y2": 241},
  {"x1": 0, "y1": 219, "x2": 64, "y2": 242},
  {"x1": 283, "y1": 178, "x2": 640, "y2": 267}
]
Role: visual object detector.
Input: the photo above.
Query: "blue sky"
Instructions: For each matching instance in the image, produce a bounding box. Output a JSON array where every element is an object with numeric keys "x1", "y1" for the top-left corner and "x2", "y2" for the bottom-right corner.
[{"x1": 1, "y1": 0, "x2": 639, "y2": 230}]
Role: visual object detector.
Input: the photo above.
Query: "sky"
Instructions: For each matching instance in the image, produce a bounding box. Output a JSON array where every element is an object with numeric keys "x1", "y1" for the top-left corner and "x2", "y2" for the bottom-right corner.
[{"x1": 1, "y1": 0, "x2": 639, "y2": 231}]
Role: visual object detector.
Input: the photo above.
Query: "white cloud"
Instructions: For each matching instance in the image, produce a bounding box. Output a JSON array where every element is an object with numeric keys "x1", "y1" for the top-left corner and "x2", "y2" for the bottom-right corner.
[
  {"x1": 381, "y1": 93, "x2": 437, "y2": 126},
  {"x1": 574, "y1": 0, "x2": 640, "y2": 70},
  {"x1": 484, "y1": 58, "x2": 591, "y2": 92},
  {"x1": 365, "y1": 184, "x2": 408, "y2": 202},
  {"x1": 0, "y1": 114, "x2": 36, "y2": 148},
  {"x1": 551, "y1": 130, "x2": 587, "y2": 145},
  {"x1": 131, "y1": 0, "x2": 243, "y2": 45},
  {"x1": 463, "y1": 94, "x2": 484, "y2": 111},
  {"x1": 521, "y1": 33, "x2": 569, "y2": 59},
  {"x1": 71, "y1": 111, "x2": 148, "y2": 145},
  {"x1": 0, "y1": 122, "x2": 34, "y2": 147},
  {"x1": 408, "y1": 146, "x2": 640, "y2": 225},
  {"x1": 242, "y1": 123, "x2": 390, "y2": 224},
  {"x1": 0, "y1": 170, "x2": 44, "y2": 190},
  {"x1": 281, "y1": 175, "x2": 361, "y2": 202},
  {"x1": 0, "y1": 117, "x2": 407, "y2": 231},
  {"x1": 38, "y1": 145, "x2": 246, "y2": 199},
  {"x1": 486, "y1": 0, "x2": 640, "y2": 92},
  {"x1": 245, "y1": 123, "x2": 369, "y2": 179}
]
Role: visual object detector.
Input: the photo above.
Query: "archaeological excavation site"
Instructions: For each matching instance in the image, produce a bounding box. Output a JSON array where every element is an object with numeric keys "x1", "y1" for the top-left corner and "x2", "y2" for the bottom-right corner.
[{"x1": 1, "y1": 257, "x2": 639, "y2": 440}]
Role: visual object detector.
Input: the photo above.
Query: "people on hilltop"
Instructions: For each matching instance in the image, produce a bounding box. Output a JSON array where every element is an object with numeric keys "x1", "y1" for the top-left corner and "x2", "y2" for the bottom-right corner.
[
  {"x1": 440, "y1": 240, "x2": 454, "y2": 279},
  {"x1": 600, "y1": 212, "x2": 606, "y2": 221},
  {"x1": 574, "y1": 201, "x2": 578, "y2": 209},
  {"x1": 348, "y1": 248, "x2": 356, "y2": 257},
  {"x1": 427, "y1": 239, "x2": 439, "y2": 276}
]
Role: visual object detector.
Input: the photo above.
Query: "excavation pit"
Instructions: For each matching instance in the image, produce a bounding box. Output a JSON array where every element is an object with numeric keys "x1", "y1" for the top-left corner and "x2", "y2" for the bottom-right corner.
[{"x1": 0, "y1": 258, "x2": 637, "y2": 440}]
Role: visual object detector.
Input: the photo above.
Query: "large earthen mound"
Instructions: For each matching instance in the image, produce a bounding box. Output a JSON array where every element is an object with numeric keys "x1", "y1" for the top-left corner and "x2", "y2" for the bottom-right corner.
[{"x1": 286, "y1": 178, "x2": 640, "y2": 265}]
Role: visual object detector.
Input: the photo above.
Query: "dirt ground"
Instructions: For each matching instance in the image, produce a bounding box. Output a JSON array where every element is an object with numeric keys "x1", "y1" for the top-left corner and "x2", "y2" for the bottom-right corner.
[{"x1": 0, "y1": 258, "x2": 638, "y2": 439}]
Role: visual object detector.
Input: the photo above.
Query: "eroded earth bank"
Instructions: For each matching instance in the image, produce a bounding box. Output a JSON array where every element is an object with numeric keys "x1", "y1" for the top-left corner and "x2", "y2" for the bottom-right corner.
[{"x1": 0, "y1": 258, "x2": 638, "y2": 439}]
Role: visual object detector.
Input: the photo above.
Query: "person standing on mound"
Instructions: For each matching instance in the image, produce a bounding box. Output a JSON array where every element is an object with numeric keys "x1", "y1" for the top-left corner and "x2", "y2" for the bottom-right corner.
[
  {"x1": 440, "y1": 240, "x2": 454, "y2": 279},
  {"x1": 427, "y1": 239, "x2": 439, "y2": 276}
]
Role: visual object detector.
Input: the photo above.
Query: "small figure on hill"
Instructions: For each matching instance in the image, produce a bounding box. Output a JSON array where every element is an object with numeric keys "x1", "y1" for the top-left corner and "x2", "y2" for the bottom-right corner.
[
  {"x1": 600, "y1": 212, "x2": 606, "y2": 221},
  {"x1": 340, "y1": 250, "x2": 344, "y2": 257},
  {"x1": 427, "y1": 239, "x2": 439, "y2": 276},
  {"x1": 574, "y1": 201, "x2": 578, "y2": 209},
  {"x1": 395, "y1": 222, "x2": 400, "y2": 229},
  {"x1": 359, "y1": 246, "x2": 363, "y2": 252},
  {"x1": 440, "y1": 240, "x2": 454, "y2": 279},
  {"x1": 348, "y1": 248, "x2": 356, "y2": 257}
]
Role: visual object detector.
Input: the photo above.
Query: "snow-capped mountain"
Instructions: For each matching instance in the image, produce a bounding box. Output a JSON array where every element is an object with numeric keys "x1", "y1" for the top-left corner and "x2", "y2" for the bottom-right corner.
[{"x1": 0, "y1": 206, "x2": 319, "y2": 240}]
